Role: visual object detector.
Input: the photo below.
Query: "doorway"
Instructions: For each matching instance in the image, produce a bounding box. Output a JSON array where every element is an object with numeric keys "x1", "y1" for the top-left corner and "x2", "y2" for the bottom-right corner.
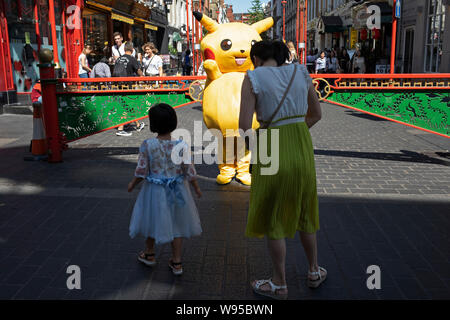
[{"x1": 403, "y1": 27, "x2": 414, "y2": 73}]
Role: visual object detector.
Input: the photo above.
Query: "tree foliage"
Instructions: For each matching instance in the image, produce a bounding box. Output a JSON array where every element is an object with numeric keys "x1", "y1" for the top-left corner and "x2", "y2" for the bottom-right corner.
[
  {"x1": 248, "y1": 0, "x2": 265, "y2": 25},
  {"x1": 248, "y1": 0, "x2": 270, "y2": 40}
]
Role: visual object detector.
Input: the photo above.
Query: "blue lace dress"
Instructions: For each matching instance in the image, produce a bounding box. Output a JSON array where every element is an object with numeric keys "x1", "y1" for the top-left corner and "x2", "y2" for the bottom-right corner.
[{"x1": 129, "y1": 138, "x2": 202, "y2": 244}]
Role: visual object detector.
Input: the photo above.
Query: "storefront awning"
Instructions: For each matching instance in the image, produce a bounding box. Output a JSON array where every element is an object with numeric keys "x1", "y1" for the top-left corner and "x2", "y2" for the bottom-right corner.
[
  {"x1": 85, "y1": 1, "x2": 112, "y2": 12},
  {"x1": 145, "y1": 24, "x2": 158, "y2": 31},
  {"x1": 317, "y1": 16, "x2": 346, "y2": 33},
  {"x1": 111, "y1": 12, "x2": 134, "y2": 25}
]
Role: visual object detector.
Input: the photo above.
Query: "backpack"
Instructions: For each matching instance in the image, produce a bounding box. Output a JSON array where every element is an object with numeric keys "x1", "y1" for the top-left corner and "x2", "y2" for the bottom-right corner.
[{"x1": 113, "y1": 56, "x2": 128, "y2": 77}]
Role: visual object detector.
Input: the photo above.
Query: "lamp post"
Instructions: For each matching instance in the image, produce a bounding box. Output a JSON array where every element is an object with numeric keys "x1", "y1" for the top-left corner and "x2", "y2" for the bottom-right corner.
[{"x1": 282, "y1": 1, "x2": 287, "y2": 41}]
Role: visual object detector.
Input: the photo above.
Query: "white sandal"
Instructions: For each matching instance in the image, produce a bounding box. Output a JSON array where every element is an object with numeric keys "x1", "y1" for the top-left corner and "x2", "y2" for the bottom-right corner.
[
  {"x1": 307, "y1": 266, "x2": 327, "y2": 288},
  {"x1": 252, "y1": 279, "x2": 288, "y2": 300}
]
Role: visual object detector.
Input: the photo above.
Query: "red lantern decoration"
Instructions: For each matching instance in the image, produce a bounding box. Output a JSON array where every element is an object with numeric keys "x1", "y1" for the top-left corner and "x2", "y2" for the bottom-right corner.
[
  {"x1": 372, "y1": 28, "x2": 381, "y2": 40},
  {"x1": 333, "y1": 32, "x2": 341, "y2": 38},
  {"x1": 360, "y1": 29, "x2": 368, "y2": 41}
]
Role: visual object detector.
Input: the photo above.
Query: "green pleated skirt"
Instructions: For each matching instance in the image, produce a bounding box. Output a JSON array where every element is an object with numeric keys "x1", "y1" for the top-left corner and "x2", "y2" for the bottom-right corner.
[{"x1": 246, "y1": 121, "x2": 319, "y2": 239}]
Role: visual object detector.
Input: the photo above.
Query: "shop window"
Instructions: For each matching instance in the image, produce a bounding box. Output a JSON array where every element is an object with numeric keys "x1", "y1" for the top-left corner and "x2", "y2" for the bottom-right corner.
[
  {"x1": 82, "y1": 9, "x2": 108, "y2": 64},
  {"x1": 6, "y1": 0, "x2": 39, "y2": 92},
  {"x1": 424, "y1": 0, "x2": 445, "y2": 72},
  {"x1": 132, "y1": 24, "x2": 145, "y2": 54}
]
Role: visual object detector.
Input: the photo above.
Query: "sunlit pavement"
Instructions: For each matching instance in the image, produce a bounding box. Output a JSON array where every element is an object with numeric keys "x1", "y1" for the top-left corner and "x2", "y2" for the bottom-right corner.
[{"x1": 0, "y1": 102, "x2": 449, "y2": 299}]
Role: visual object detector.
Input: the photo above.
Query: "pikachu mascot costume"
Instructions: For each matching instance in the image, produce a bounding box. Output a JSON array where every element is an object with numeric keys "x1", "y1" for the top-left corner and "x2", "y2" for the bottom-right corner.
[{"x1": 193, "y1": 11, "x2": 274, "y2": 186}]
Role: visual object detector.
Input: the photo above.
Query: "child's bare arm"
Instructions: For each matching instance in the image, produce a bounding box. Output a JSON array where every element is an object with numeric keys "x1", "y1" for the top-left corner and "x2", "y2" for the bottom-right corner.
[
  {"x1": 128, "y1": 177, "x2": 143, "y2": 192},
  {"x1": 190, "y1": 179, "x2": 202, "y2": 198}
]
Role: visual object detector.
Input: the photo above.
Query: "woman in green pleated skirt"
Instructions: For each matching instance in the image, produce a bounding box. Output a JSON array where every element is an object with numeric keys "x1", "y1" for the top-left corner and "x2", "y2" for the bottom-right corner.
[
  {"x1": 239, "y1": 41, "x2": 326, "y2": 299},
  {"x1": 246, "y1": 121, "x2": 319, "y2": 239}
]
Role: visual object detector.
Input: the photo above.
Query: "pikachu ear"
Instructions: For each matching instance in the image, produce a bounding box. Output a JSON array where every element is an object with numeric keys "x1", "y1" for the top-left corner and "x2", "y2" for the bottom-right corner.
[
  {"x1": 193, "y1": 11, "x2": 219, "y2": 34},
  {"x1": 252, "y1": 17, "x2": 274, "y2": 34}
]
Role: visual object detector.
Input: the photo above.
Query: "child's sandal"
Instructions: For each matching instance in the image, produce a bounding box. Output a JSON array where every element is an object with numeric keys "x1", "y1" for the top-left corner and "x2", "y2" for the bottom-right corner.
[
  {"x1": 138, "y1": 252, "x2": 156, "y2": 267},
  {"x1": 169, "y1": 259, "x2": 183, "y2": 276}
]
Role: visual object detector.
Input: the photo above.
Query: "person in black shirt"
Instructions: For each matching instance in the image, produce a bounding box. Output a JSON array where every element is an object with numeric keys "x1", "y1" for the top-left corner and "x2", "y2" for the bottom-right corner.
[
  {"x1": 113, "y1": 43, "x2": 143, "y2": 77},
  {"x1": 114, "y1": 43, "x2": 144, "y2": 137}
]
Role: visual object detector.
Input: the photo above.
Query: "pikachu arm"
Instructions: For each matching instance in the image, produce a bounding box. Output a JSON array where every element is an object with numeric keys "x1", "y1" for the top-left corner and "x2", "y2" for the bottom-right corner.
[{"x1": 203, "y1": 59, "x2": 223, "y2": 81}]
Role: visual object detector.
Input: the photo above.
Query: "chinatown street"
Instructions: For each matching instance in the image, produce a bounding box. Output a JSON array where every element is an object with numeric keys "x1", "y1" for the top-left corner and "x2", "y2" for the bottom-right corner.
[{"x1": 0, "y1": 102, "x2": 449, "y2": 300}]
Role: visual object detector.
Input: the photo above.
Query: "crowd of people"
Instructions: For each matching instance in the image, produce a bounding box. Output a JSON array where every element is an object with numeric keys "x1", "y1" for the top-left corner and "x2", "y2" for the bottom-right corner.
[
  {"x1": 78, "y1": 32, "x2": 164, "y2": 81},
  {"x1": 77, "y1": 32, "x2": 165, "y2": 137},
  {"x1": 306, "y1": 47, "x2": 368, "y2": 74}
]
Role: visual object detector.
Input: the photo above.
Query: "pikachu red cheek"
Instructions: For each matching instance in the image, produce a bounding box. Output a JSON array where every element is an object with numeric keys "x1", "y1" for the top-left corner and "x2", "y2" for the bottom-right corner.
[{"x1": 204, "y1": 48, "x2": 215, "y2": 60}]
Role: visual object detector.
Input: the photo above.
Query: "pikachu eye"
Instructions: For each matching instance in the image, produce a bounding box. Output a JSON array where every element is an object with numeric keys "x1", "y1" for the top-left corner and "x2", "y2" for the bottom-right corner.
[
  {"x1": 251, "y1": 40, "x2": 257, "y2": 46},
  {"x1": 221, "y1": 39, "x2": 232, "y2": 51}
]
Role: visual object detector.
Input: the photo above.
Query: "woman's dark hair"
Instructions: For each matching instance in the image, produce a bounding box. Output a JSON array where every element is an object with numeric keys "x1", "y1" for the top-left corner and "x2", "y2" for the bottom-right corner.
[
  {"x1": 186, "y1": 49, "x2": 191, "y2": 55},
  {"x1": 149, "y1": 103, "x2": 177, "y2": 134},
  {"x1": 250, "y1": 40, "x2": 290, "y2": 67}
]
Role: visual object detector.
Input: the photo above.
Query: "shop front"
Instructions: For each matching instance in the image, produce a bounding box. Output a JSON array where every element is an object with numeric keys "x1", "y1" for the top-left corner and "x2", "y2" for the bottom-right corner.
[
  {"x1": 351, "y1": 1, "x2": 393, "y2": 73},
  {"x1": 1, "y1": 0, "x2": 66, "y2": 101},
  {"x1": 0, "y1": 0, "x2": 161, "y2": 102}
]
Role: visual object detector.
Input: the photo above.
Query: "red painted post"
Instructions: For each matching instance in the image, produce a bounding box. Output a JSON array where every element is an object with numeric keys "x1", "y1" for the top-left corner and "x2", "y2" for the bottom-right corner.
[
  {"x1": 282, "y1": 1, "x2": 287, "y2": 42},
  {"x1": 304, "y1": 0, "x2": 307, "y2": 65},
  {"x1": 38, "y1": 49, "x2": 63, "y2": 163},
  {"x1": 48, "y1": 0, "x2": 60, "y2": 69},
  {"x1": 390, "y1": 0, "x2": 397, "y2": 74},
  {"x1": 34, "y1": 0, "x2": 41, "y2": 52}
]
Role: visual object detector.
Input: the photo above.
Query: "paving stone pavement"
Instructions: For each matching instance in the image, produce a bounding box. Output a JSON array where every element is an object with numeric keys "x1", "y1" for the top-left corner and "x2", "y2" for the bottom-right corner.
[{"x1": 0, "y1": 102, "x2": 449, "y2": 300}]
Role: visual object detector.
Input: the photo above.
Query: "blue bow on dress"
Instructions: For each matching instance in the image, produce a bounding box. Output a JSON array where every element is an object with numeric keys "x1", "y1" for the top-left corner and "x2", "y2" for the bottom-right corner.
[{"x1": 146, "y1": 174, "x2": 186, "y2": 206}]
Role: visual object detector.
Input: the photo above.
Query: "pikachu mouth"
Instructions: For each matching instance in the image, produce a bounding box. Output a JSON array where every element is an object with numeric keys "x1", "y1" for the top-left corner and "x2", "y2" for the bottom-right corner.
[{"x1": 235, "y1": 57, "x2": 247, "y2": 66}]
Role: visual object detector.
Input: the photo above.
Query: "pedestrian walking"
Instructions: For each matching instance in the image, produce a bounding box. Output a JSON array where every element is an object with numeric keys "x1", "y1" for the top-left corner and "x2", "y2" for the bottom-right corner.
[
  {"x1": 113, "y1": 42, "x2": 144, "y2": 136},
  {"x1": 141, "y1": 42, "x2": 163, "y2": 77},
  {"x1": 352, "y1": 49, "x2": 366, "y2": 74},
  {"x1": 112, "y1": 32, "x2": 136, "y2": 63},
  {"x1": 326, "y1": 50, "x2": 339, "y2": 73},
  {"x1": 306, "y1": 49, "x2": 316, "y2": 73},
  {"x1": 128, "y1": 103, "x2": 202, "y2": 276},
  {"x1": 338, "y1": 48, "x2": 350, "y2": 73},
  {"x1": 78, "y1": 45, "x2": 93, "y2": 78},
  {"x1": 90, "y1": 57, "x2": 111, "y2": 78},
  {"x1": 182, "y1": 49, "x2": 192, "y2": 76},
  {"x1": 239, "y1": 40, "x2": 326, "y2": 300},
  {"x1": 315, "y1": 51, "x2": 326, "y2": 74},
  {"x1": 287, "y1": 41, "x2": 298, "y2": 63}
]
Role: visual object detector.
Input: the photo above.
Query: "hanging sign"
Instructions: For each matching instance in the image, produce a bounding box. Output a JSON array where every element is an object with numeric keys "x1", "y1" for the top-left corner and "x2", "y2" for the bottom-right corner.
[{"x1": 395, "y1": 0, "x2": 401, "y2": 19}]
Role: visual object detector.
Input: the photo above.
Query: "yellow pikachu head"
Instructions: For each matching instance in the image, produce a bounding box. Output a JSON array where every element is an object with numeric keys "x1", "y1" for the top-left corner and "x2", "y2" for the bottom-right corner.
[{"x1": 194, "y1": 12, "x2": 274, "y2": 74}]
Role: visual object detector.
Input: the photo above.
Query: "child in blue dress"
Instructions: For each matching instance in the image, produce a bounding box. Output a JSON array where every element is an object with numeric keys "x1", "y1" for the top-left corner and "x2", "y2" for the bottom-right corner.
[{"x1": 128, "y1": 103, "x2": 202, "y2": 275}]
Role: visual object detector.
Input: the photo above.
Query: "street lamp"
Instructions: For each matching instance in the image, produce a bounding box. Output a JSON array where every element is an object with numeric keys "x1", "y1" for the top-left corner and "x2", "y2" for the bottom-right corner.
[{"x1": 281, "y1": 1, "x2": 287, "y2": 42}]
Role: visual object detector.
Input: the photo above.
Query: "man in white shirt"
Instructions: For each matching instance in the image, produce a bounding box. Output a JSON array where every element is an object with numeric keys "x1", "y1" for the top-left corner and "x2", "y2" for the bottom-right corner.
[{"x1": 112, "y1": 32, "x2": 136, "y2": 62}]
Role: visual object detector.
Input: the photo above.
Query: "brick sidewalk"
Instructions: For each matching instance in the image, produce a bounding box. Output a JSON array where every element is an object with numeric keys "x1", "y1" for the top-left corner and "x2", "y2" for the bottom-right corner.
[{"x1": 0, "y1": 103, "x2": 449, "y2": 299}]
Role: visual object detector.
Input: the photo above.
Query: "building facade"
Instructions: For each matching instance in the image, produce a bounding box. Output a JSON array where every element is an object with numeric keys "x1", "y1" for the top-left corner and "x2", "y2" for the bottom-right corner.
[
  {"x1": 396, "y1": 0, "x2": 450, "y2": 73},
  {"x1": 0, "y1": 0, "x2": 171, "y2": 104},
  {"x1": 273, "y1": 0, "x2": 450, "y2": 73}
]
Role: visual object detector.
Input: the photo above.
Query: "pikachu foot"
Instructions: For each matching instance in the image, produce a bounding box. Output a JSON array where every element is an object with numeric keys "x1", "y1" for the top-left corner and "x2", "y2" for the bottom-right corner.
[
  {"x1": 235, "y1": 172, "x2": 251, "y2": 186},
  {"x1": 216, "y1": 164, "x2": 236, "y2": 185}
]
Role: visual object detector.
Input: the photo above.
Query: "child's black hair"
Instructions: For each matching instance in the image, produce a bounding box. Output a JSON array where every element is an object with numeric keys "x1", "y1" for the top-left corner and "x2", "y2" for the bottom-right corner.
[
  {"x1": 250, "y1": 40, "x2": 290, "y2": 67},
  {"x1": 148, "y1": 103, "x2": 177, "y2": 134}
]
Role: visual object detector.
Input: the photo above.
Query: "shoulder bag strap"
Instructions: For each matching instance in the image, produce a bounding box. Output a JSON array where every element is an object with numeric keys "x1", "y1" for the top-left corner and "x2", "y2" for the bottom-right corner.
[
  {"x1": 144, "y1": 55, "x2": 155, "y2": 75},
  {"x1": 260, "y1": 64, "x2": 298, "y2": 129}
]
